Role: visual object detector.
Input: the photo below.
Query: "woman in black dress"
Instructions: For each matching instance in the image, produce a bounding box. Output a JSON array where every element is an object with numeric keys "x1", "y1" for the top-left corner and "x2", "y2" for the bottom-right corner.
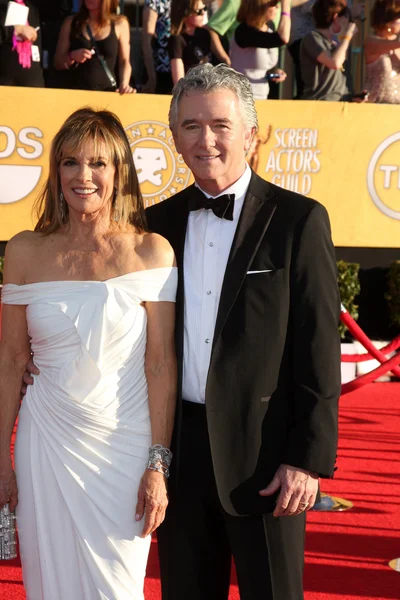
[
  {"x1": 54, "y1": 0, "x2": 134, "y2": 93},
  {"x1": 0, "y1": 0, "x2": 44, "y2": 87},
  {"x1": 168, "y1": 0, "x2": 217, "y2": 84}
]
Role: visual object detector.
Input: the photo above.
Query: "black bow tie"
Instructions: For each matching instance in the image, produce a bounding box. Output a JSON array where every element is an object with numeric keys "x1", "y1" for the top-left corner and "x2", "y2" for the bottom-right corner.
[{"x1": 188, "y1": 187, "x2": 235, "y2": 220}]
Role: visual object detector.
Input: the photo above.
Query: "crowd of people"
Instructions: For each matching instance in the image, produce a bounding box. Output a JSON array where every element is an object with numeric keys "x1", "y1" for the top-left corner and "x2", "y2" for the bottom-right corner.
[{"x1": 0, "y1": 0, "x2": 399, "y2": 102}]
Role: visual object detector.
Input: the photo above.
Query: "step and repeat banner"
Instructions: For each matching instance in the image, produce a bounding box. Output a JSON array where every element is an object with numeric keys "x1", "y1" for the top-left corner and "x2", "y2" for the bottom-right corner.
[{"x1": 0, "y1": 86, "x2": 399, "y2": 247}]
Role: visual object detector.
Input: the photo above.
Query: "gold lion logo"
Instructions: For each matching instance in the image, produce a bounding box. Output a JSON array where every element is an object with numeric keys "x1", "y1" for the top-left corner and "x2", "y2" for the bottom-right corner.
[{"x1": 125, "y1": 120, "x2": 191, "y2": 207}]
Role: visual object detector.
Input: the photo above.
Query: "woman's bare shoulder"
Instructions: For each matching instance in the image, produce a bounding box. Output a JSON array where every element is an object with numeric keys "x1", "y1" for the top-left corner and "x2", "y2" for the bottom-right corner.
[
  {"x1": 115, "y1": 14, "x2": 130, "y2": 30},
  {"x1": 6, "y1": 230, "x2": 43, "y2": 252},
  {"x1": 137, "y1": 232, "x2": 176, "y2": 269},
  {"x1": 4, "y1": 231, "x2": 44, "y2": 284}
]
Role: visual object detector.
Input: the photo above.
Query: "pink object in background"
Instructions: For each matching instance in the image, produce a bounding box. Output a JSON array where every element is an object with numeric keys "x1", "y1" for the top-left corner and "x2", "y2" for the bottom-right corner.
[{"x1": 12, "y1": 0, "x2": 32, "y2": 69}]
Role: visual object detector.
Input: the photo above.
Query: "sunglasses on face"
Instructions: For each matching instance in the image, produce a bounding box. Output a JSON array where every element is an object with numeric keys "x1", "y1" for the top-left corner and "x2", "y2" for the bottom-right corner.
[{"x1": 192, "y1": 5, "x2": 208, "y2": 15}]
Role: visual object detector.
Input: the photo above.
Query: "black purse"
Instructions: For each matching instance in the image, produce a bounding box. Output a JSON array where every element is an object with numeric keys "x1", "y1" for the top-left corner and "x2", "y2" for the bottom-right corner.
[{"x1": 86, "y1": 24, "x2": 117, "y2": 89}]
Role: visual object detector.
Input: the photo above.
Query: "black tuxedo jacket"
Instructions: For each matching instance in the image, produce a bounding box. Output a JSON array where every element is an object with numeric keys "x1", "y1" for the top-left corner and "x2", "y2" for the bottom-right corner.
[{"x1": 146, "y1": 171, "x2": 341, "y2": 517}]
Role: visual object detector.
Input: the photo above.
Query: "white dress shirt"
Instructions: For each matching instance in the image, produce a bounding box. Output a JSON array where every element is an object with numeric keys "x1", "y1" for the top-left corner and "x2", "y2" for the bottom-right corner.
[{"x1": 182, "y1": 164, "x2": 252, "y2": 404}]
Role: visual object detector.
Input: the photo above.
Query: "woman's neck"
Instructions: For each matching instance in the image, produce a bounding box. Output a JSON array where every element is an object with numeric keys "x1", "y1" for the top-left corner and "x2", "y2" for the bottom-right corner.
[
  {"x1": 88, "y1": 10, "x2": 101, "y2": 24},
  {"x1": 183, "y1": 23, "x2": 196, "y2": 35}
]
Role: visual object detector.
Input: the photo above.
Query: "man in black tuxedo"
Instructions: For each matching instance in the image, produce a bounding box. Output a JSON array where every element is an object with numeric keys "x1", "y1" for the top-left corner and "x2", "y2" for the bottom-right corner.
[{"x1": 146, "y1": 63, "x2": 341, "y2": 600}]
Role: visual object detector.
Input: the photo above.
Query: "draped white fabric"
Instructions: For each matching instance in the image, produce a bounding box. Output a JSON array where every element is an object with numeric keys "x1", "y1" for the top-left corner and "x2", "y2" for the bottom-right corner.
[{"x1": 2, "y1": 267, "x2": 177, "y2": 600}]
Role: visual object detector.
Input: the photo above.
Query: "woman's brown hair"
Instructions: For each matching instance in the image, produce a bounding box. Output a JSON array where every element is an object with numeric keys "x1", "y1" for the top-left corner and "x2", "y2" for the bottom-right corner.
[
  {"x1": 71, "y1": 0, "x2": 119, "y2": 36},
  {"x1": 34, "y1": 107, "x2": 146, "y2": 235},
  {"x1": 171, "y1": 0, "x2": 199, "y2": 35},
  {"x1": 312, "y1": 0, "x2": 348, "y2": 28},
  {"x1": 371, "y1": 0, "x2": 400, "y2": 30},
  {"x1": 237, "y1": 0, "x2": 278, "y2": 30}
]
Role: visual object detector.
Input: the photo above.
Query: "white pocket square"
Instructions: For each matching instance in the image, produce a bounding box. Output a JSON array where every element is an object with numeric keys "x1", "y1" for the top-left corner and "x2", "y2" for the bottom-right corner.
[{"x1": 247, "y1": 269, "x2": 273, "y2": 275}]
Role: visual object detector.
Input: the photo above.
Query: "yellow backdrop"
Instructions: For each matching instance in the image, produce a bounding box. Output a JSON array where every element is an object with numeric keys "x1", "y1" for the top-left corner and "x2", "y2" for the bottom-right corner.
[{"x1": 0, "y1": 86, "x2": 399, "y2": 247}]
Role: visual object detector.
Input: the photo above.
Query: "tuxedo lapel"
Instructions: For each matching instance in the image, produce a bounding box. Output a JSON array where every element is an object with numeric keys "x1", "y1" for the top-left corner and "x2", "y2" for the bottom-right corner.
[{"x1": 212, "y1": 174, "x2": 277, "y2": 352}]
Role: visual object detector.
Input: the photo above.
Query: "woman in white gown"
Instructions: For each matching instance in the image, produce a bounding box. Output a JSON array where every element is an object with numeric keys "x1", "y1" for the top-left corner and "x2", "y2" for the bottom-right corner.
[{"x1": 0, "y1": 108, "x2": 177, "y2": 600}]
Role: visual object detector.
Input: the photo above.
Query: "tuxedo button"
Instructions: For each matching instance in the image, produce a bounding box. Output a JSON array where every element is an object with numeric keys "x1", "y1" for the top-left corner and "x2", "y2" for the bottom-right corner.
[
  {"x1": 205, "y1": 338, "x2": 210, "y2": 344},
  {"x1": 206, "y1": 290, "x2": 212, "y2": 295},
  {"x1": 209, "y1": 242, "x2": 214, "y2": 247}
]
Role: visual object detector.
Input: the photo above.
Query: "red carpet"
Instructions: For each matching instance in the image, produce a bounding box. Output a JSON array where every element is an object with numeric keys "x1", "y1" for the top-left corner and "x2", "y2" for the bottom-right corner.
[{"x1": 1, "y1": 383, "x2": 399, "y2": 600}]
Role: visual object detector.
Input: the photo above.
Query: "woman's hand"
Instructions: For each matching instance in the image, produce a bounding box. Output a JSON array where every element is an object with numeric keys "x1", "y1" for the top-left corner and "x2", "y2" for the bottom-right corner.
[
  {"x1": 14, "y1": 25, "x2": 37, "y2": 42},
  {"x1": 0, "y1": 464, "x2": 18, "y2": 512},
  {"x1": 270, "y1": 68, "x2": 287, "y2": 84},
  {"x1": 117, "y1": 83, "x2": 136, "y2": 94},
  {"x1": 135, "y1": 469, "x2": 169, "y2": 538},
  {"x1": 69, "y1": 48, "x2": 93, "y2": 64}
]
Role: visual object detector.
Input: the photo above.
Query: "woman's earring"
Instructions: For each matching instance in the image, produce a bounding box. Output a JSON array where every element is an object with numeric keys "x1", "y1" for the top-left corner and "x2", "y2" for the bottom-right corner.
[
  {"x1": 388, "y1": 26, "x2": 392, "y2": 33},
  {"x1": 60, "y1": 191, "x2": 65, "y2": 221}
]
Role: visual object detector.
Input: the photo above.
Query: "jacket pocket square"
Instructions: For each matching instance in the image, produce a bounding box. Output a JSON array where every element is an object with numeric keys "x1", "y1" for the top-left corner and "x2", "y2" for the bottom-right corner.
[{"x1": 246, "y1": 269, "x2": 273, "y2": 275}]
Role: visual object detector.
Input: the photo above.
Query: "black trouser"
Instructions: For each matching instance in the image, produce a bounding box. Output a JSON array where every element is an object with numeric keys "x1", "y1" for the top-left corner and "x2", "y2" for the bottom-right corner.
[{"x1": 157, "y1": 401, "x2": 306, "y2": 600}]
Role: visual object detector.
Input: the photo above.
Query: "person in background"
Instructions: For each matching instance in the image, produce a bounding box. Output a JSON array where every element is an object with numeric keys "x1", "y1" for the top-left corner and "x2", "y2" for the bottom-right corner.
[
  {"x1": 32, "y1": 0, "x2": 72, "y2": 87},
  {"x1": 206, "y1": 0, "x2": 239, "y2": 65},
  {"x1": 142, "y1": 0, "x2": 173, "y2": 93},
  {"x1": 0, "y1": 0, "x2": 45, "y2": 87},
  {"x1": 230, "y1": 0, "x2": 290, "y2": 99},
  {"x1": 168, "y1": 0, "x2": 217, "y2": 84},
  {"x1": 364, "y1": 0, "x2": 400, "y2": 103},
  {"x1": 300, "y1": 0, "x2": 357, "y2": 100},
  {"x1": 288, "y1": 0, "x2": 316, "y2": 98},
  {"x1": 54, "y1": 0, "x2": 134, "y2": 93}
]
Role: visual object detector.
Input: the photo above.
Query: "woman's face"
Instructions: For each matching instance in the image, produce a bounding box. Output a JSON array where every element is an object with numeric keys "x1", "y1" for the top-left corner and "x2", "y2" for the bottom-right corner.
[
  {"x1": 387, "y1": 17, "x2": 400, "y2": 35},
  {"x1": 59, "y1": 140, "x2": 116, "y2": 221},
  {"x1": 263, "y1": 0, "x2": 279, "y2": 24},
  {"x1": 185, "y1": 0, "x2": 208, "y2": 28},
  {"x1": 84, "y1": 0, "x2": 102, "y2": 12}
]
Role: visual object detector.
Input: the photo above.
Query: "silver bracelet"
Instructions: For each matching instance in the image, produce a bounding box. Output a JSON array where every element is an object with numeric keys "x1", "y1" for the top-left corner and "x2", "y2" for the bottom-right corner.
[
  {"x1": 148, "y1": 444, "x2": 172, "y2": 467},
  {"x1": 146, "y1": 462, "x2": 170, "y2": 478}
]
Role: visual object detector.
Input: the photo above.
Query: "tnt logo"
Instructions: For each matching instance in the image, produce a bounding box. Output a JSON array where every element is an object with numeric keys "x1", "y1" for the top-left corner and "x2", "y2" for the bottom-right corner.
[
  {"x1": 125, "y1": 120, "x2": 191, "y2": 207},
  {"x1": 367, "y1": 132, "x2": 400, "y2": 220},
  {"x1": 0, "y1": 126, "x2": 43, "y2": 204}
]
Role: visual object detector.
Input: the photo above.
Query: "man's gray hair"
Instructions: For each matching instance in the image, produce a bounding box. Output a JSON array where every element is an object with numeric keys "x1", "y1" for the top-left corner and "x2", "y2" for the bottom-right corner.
[{"x1": 169, "y1": 63, "x2": 259, "y2": 133}]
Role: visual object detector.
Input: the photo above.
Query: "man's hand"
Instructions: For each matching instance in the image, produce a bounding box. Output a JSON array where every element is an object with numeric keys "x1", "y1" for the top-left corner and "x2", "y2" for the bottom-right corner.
[
  {"x1": 21, "y1": 357, "x2": 39, "y2": 397},
  {"x1": 135, "y1": 469, "x2": 169, "y2": 537},
  {"x1": 259, "y1": 464, "x2": 319, "y2": 517}
]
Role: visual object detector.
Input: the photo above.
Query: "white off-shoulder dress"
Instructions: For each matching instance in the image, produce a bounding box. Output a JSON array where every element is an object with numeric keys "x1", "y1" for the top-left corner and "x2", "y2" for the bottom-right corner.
[{"x1": 2, "y1": 267, "x2": 177, "y2": 600}]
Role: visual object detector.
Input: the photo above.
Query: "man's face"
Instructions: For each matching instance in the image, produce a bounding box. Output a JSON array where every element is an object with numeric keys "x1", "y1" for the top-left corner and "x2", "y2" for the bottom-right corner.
[{"x1": 172, "y1": 89, "x2": 254, "y2": 195}]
